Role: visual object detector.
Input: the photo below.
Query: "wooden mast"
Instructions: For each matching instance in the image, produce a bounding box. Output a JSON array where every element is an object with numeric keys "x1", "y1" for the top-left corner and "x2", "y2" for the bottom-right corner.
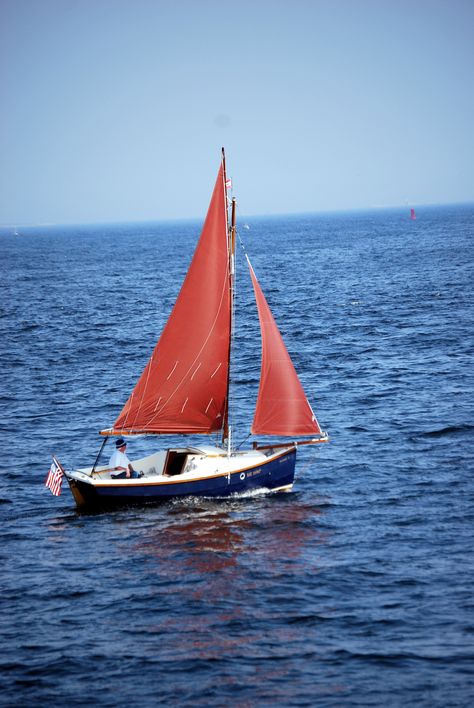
[{"x1": 221, "y1": 148, "x2": 236, "y2": 448}]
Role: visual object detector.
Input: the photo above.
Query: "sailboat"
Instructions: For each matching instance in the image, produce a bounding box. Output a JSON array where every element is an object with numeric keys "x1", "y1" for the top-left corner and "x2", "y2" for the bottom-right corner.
[
  {"x1": 63, "y1": 150, "x2": 328, "y2": 509},
  {"x1": 410, "y1": 208, "x2": 416, "y2": 220}
]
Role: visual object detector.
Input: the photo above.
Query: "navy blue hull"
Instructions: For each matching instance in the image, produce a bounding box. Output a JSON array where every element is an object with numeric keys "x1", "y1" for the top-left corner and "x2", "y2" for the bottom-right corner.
[{"x1": 67, "y1": 449, "x2": 296, "y2": 509}]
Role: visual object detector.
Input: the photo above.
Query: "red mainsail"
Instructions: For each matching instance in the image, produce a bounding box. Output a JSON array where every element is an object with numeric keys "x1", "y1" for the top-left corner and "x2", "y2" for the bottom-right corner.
[
  {"x1": 110, "y1": 162, "x2": 231, "y2": 435},
  {"x1": 248, "y1": 258, "x2": 322, "y2": 437}
]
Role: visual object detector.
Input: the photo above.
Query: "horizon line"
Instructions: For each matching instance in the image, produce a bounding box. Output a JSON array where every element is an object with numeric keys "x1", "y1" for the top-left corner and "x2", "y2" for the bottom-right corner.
[{"x1": 2, "y1": 199, "x2": 473, "y2": 230}]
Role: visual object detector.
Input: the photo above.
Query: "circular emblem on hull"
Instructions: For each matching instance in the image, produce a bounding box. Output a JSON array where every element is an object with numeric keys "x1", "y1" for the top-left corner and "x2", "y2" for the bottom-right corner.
[{"x1": 240, "y1": 472, "x2": 246, "y2": 480}]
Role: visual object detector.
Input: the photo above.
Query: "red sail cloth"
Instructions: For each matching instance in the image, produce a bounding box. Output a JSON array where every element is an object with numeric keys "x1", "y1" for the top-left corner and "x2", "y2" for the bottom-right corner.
[
  {"x1": 248, "y1": 258, "x2": 322, "y2": 437},
  {"x1": 112, "y1": 164, "x2": 231, "y2": 434}
]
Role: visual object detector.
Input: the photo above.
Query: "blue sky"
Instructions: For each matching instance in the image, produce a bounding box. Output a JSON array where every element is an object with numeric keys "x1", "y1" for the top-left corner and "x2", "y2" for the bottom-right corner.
[{"x1": 1, "y1": 0, "x2": 473, "y2": 225}]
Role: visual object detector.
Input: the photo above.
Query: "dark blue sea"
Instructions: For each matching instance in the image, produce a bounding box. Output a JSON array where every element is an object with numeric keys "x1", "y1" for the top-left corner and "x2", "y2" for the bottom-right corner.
[{"x1": 1, "y1": 205, "x2": 473, "y2": 706}]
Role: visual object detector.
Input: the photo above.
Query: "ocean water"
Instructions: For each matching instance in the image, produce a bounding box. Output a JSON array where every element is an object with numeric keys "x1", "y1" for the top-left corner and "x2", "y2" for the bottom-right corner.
[{"x1": 1, "y1": 205, "x2": 473, "y2": 706}]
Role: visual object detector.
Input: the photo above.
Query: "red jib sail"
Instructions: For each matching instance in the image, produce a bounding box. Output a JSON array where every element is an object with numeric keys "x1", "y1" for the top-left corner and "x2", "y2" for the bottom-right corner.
[
  {"x1": 247, "y1": 258, "x2": 322, "y2": 436},
  {"x1": 110, "y1": 163, "x2": 231, "y2": 434}
]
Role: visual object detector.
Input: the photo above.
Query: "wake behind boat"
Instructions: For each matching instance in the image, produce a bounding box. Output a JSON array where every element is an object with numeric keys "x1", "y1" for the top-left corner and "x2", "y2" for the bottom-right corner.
[{"x1": 56, "y1": 150, "x2": 328, "y2": 509}]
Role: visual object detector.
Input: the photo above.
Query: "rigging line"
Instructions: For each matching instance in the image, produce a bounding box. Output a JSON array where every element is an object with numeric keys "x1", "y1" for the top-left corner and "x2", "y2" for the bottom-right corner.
[
  {"x1": 236, "y1": 227, "x2": 251, "y2": 262},
  {"x1": 295, "y1": 448, "x2": 323, "y2": 478},
  {"x1": 234, "y1": 433, "x2": 251, "y2": 451}
]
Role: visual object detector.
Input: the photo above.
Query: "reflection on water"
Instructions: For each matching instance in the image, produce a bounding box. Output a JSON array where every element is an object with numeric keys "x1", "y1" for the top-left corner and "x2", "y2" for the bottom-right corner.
[
  {"x1": 132, "y1": 497, "x2": 329, "y2": 578},
  {"x1": 112, "y1": 497, "x2": 332, "y2": 668}
]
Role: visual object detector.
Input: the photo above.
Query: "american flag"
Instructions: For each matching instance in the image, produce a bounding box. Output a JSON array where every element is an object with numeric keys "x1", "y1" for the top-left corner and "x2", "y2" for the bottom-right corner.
[{"x1": 45, "y1": 457, "x2": 64, "y2": 497}]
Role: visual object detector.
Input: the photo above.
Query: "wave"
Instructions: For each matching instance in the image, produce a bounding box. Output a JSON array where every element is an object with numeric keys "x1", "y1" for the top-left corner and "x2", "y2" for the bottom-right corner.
[
  {"x1": 333, "y1": 648, "x2": 474, "y2": 664},
  {"x1": 172, "y1": 486, "x2": 285, "y2": 504},
  {"x1": 418, "y1": 424, "x2": 474, "y2": 438}
]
